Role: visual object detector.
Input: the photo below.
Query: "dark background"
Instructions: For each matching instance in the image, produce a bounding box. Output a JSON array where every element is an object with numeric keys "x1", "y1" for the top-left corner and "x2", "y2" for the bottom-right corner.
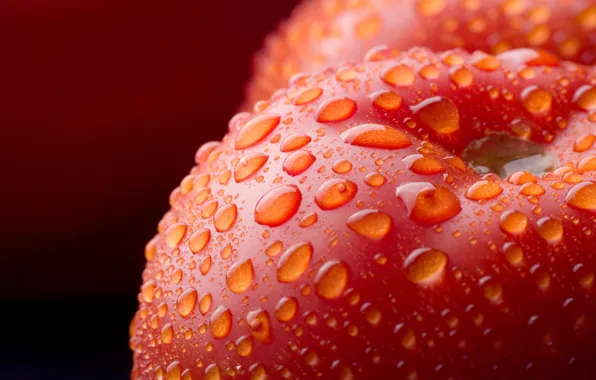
[{"x1": 0, "y1": 1, "x2": 298, "y2": 378}]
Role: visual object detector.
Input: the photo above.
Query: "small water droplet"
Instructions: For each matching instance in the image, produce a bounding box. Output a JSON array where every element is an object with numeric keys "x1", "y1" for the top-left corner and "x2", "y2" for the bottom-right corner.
[
  {"x1": 199, "y1": 293, "x2": 212, "y2": 316},
  {"x1": 365, "y1": 173, "x2": 386, "y2": 187},
  {"x1": 226, "y1": 259, "x2": 254, "y2": 294},
  {"x1": 275, "y1": 297, "x2": 299, "y2": 322},
  {"x1": 277, "y1": 241, "x2": 313, "y2": 283},
  {"x1": 536, "y1": 217, "x2": 564, "y2": 244},
  {"x1": 403, "y1": 248, "x2": 448, "y2": 285},
  {"x1": 346, "y1": 210, "x2": 392, "y2": 240},
  {"x1": 315, "y1": 179, "x2": 358, "y2": 210},
  {"x1": 141, "y1": 280, "x2": 155, "y2": 303},
  {"x1": 315, "y1": 261, "x2": 349, "y2": 299},
  {"x1": 499, "y1": 210, "x2": 529, "y2": 235},
  {"x1": 340, "y1": 124, "x2": 411, "y2": 149},
  {"x1": 255, "y1": 185, "x2": 302, "y2": 227}
]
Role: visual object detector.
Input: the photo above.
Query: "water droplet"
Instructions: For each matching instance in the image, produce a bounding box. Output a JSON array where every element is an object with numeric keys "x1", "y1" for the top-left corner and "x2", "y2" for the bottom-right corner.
[
  {"x1": 396, "y1": 182, "x2": 461, "y2": 223},
  {"x1": 499, "y1": 210, "x2": 528, "y2": 235},
  {"x1": 235, "y1": 114, "x2": 281, "y2": 150},
  {"x1": 536, "y1": 217, "x2": 564, "y2": 244},
  {"x1": 361, "y1": 303, "x2": 382, "y2": 326},
  {"x1": 236, "y1": 335, "x2": 253, "y2": 357},
  {"x1": 402, "y1": 154, "x2": 445, "y2": 175},
  {"x1": 283, "y1": 151, "x2": 316, "y2": 176},
  {"x1": 565, "y1": 182, "x2": 596, "y2": 211},
  {"x1": 315, "y1": 179, "x2": 358, "y2": 210},
  {"x1": 332, "y1": 159, "x2": 353, "y2": 174},
  {"x1": 479, "y1": 276, "x2": 503, "y2": 304},
  {"x1": 176, "y1": 288, "x2": 198, "y2": 318},
  {"x1": 247, "y1": 309, "x2": 271, "y2": 344},
  {"x1": 161, "y1": 323, "x2": 173, "y2": 344},
  {"x1": 355, "y1": 15, "x2": 382, "y2": 39},
  {"x1": 522, "y1": 86, "x2": 552, "y2": 114},
  {"x1": 393, "y1": 323, "x2": 417, "y2": 350},
  {"x1": 465, "y1": 180, "x2": 503, "y2": 201},
  {"x1": 316, "y1": 97, "x2": 357, "y2": 122},
  {"x1": 214, "y1": 204, "x2": 237, "y2": 232},
  {"x1": 189, "y1": 228, "x2": 211, "y2": 254},
  {"x1": 295, "y1": 87, "x2": 323, "y2": 105},
  {"x1": 502, "y1": 242, "x2": 524, "y2": 266},
  {"x1": 141, "y1": 280, "x2": 155, "y2": 303},
  {"x1": 412, "y1": 97, "x2": 460, "y2": 134},
  {"x1": 299, "y1": 212, "x2": 318, "y2": 228},
  {"x1": 277, "y1": 241, "x2": 313, "y2": 283},
  {"x1": 573, "y1": 134, "x2": 595, "y2": 152},
  {"x1": 573, "y1": 85, "x2": 596, "y2": 111},
  {"x1": 449, "y1": 67, "x2": 473, "y2": 87},
  {"x1": 205, "y1": 363, "x2": 221, "y2": 380},
  {"x1": 403, "y1": 248, "x2": 448, "y2": 285},
  {"x1": 382, "y1": 64, "x2": 415, "y2": 86},
  {"x1": 315, "y1": 261, "x2": 349, "y2": 299},
  {"x1": 165, "y1": 361, "x2": 181, "y2": 380},
  {"x1": 210, "y1": 305, "x2": 232, "y2": 339},
  {"x1": 371, "y1": 90, "x2": 402, "y2": 111},
  {"x1": 234, "y1": 153, "x2": 269, "y2": 182},
  {"x1": 255, "y1": 185, "x2": 302, "y2": 227},
  {"x1": 346, "y1": 210, "x2": 392, "y2": 240},
  {"x1": 199, "y1": 293, "x2": 212, "y2": 315},
  {"x1": 365, "y1": 173, "x2": 386, "y2": 187},
  {"x1": 472, "y1": 54, "x2": 501, "y2": 71},
  {"x1": 578, "y1": 155, "x2": 596, "y2": 173},
  {"x1": 200, "y1": 255, "x2": 212, "y2": 275},
  {"x1": 165, "y1": 222, "x2": 187, "y2": 248},
  {"x1": 275, "y1": 297, "x2": 298, "y2": 322},
  {"x1": 340, "y1": 124, "x2": 411, "y2": 149},
  {"x1": 280, "y1": 133, "x2": 311, "y2": 152},
  {"x1": 226, "y1": 259, "x2": 254, "y2": 294},
  {"x1": 416, "y1": 0, "x2": 446, "y2": 16}
]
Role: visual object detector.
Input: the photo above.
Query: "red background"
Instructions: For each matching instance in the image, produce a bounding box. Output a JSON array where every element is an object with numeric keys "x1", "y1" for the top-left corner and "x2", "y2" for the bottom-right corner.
[{"x1": 0, "y1": 0, "x2": 297, "y2": 378}]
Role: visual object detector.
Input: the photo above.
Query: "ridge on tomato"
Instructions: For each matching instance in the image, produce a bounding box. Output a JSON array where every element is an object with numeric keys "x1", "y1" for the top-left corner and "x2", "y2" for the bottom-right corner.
[
  {"x1": 245, "y1": 0, "x2": 596, "y2": 107},
  {"x1": 131, "y1": 48, "x2": 596, "y2": 379}
]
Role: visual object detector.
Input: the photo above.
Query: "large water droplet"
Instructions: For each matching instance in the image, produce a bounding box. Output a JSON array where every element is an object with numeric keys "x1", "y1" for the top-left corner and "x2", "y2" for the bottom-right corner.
[
  {"x1": 295, "y1": 87, "x2": 323, "y2": 105},
  {"x1": 499, "y1": 210, "x2": 529, "y2": 235},
  {"x1": 412, "y1": 97, "x2": 460, "y2": 134},
  {"x1": 382, "y1": 64, "x2": 415, "y2": 87},
  {"x1": 315, "y1": 261, "x2": 349, "y2": 299},
  {"x1": 235, "y1": 115, "x2": 281, "y2": 150},
  {"x1": 403, "y1": 248, "x2": 448, "y2": 285},
  {"x1": 280, "y1": 133, "x2": 311, "y2": 152},
  {"x1": 565, "y1": 182, "x2": 596, "y2": 212},
  {"x1": 189, "y1": 228, "x2": 211, "y2": 254},
  {"x1": 275, "y1": 297, "x2": 298, "y2": 322},
  {"x1": 255, "y1": 185, "x2": 302, "y2": 227},
  {"x1": 226, "y1": 259, "x2": 255, "y2": 294},
  {"x1": 234, "y1": 153, "x2": 269, "y2": 182},
  {"x1": 316, "y1": 97, "x2": 357, "y2": 122},
  {"x1": 236, "y1": 335, "x2": 253, "y2": 357},
  {"x1": 396, "y1": 182, "x2": 461, "y2": 223},
  {"x1": 199, "y1": 293, "x2": 212, "y2": 316},
  {"x1": 346, "y1": 210, "x2": 392, "y2": 240},
  {"x1": 214, "y1": 204, "x2": 237, "y2": 232},
  {"x1": 164, "y1": 222, "x2": 187, "y2": 248},
  {"x1": 277, "y1": 242, "x2": 313, "y2": 283},
  {"x1": 176, "y1": 288, "x2": 198, "y2": 318},
  {"x1": 574, "y1": 85, "x2": 596, "y2": 111},
  {"x1": 536, "y1": 217, "x2": 564, "y2": 244},
  {"x1": 522, "y1": 86, "x2": 552, "y2": 114},
  {"x1": 402, "y1": 154, "x2": 445, "y2": 175},
  {"x1": 247, "y1": 309, "x2": 271, "y2": 344},
  {"x1": 283, "y1": 151, "x2": 316, "y2": 176},
  {"x1": 340, "y1": 124, "x2": 411, "y2": 149},
  {"x1": 465, "y1": 180, "x2": 503, "y2": 201},
  {"x1": 315, "y1": 179, "x2": 358, "y2": 210},
  {"x1": 210, "y1": 305, "x2": 232, "y2": 339}
]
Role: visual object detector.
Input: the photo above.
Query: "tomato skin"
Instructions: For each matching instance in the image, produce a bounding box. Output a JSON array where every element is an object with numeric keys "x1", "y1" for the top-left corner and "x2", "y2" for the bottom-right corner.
[
  {"x1": 246, "y1": 0, "x2": 596, "y2": 108},
  {"x1": 131, "y1": 48, "x2": 596, "y2": 379}
]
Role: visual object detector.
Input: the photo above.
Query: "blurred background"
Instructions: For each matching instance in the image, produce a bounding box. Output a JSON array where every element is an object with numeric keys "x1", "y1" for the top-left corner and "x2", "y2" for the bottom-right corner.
[{"x1": 0, "y1": 1, "x2": 298, "y2": 378}]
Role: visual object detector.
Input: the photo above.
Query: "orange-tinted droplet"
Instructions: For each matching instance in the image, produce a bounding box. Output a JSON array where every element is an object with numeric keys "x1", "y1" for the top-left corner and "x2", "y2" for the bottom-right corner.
[
  {"x1": 565, "y1": 182, "x2": 596, "y2": 212},
  {"x1": 205, "y1": 364, "x2": 221, "y2": 380},
  {"x1": 210, "y1": 306, "x2": 233, "y2": 339},
  {"x1": 578, "y1": 155, "x2": 596, "y2": 173},
  {"x1": 214, "y1": 204, "x2": 237, "y2": 232},
  {"x1": 522, "y1": 86, "x2": 552, "y2": 114},
  {"x1": 332, "y1": 159, "x2": 353, "y2": 174},
  {"x1": 365, "y1": 173, "x2": 386, "y2": 187},
  {"x1": 315, "y1": 261, "x2": 349, "y2": 299},
  {"x1": 371, "y1": 90, "x2": 402, "y2": 111},
  {"x1": 472, "y1": 54, "x2": 501, "y2": 71},
  {"x1": 283, "y1": 151, "x2": 316, "y2": 176},
  {"x1": 226, "y1": 259, "x2": 254, "y2": 294},
  {"x1": 277, "y1": 241, "x2": 313, "y2": 283},
  {"x1": 236, "y1": 335, "x2": 253, "y2": 357},
  {"x1": 234, "y1": 153, "x2": 269, "y2": 182},
  {"x1": 316, "y1": 97, "x2": 357, "y2": 122},
  {"x1": 355, "y1": 15, "x2": 382, "y2": 39},
  {"x1": 295, "y1": 88, "x2": 323, "y2": 105},
  {"x1": 165, "y1": 361, "x2": 181, "y2": 380},
  {"x1": 573, "y1": 85, "x2": 596, "y2": 111},
  {"x1": 189, "y1": 228, "x2": 211, "y2": 254},
  {"x1": 176, "y1": 288, "x2": 198, "y2": 318},
  {"x1": 141, "y1": 280, "x2": 155, "y2": 303},
  {"x1": 340, "y1": 124, "x2": 411, "y2": 149},
  {"x1": 346, "y1": 210, "x2": 392, "y2": 240},
  {"x1": 396, "y1": 182, "x2": 461, "y2": 223},
  {"x1": 255, "y1": 185, "x2": 302, "y2": 227},
  {"x1": 195, "y1": 141, "x2": 220, "y2": 165},
  {"x1": 247, "y1": 309, "x2": 271, "y2": 344},
  {"x1": 536, "y1": 217, "x2": 564, "y2": 244},
  {"x1": 382, "y1": 64, "x2": 415, "y2": 87},
  {"x1": 465, "y1": 180, "x2": 503, "y2": 201},
  {"x1": 503, "y1": 242, "x2": 524, "y2": 266},
  {"x1": 235, "y1": 114, "x2": 281, "y2": 150},
  {"x1": 402, "y1": 154, "x2": 445, "y2": 175},
  {"x1": 315, "y1": 179, "x2": 358, "y2": 210},
  {"x1": 499, "y1": 210, "x2": 528, "y2": 235},
  {"x1": 280, "y1": 133, "x2": 312, "y2": 152},
  {"x1": 403, "y1": 248, "x2": 448, "y2": 285},
  {"x1": 413, "y1": 96, "x2": 460, "y2": 134},
  {"x1": 275, "y1": 297, "x2": 298, "y2": 322},
  {"x1": 416, "y1": 0, "x2": 446, "y2": 16},
  {"x1": 573, "y1": 134, "x2": 596, "y2": 152},
  {"x1": 199, "y1": 293, "x2": 212, "y2": 316},
  {"x1": 165, "y1": 223, "x2": 187, "y2": 248},
  {"x1": 449, "y1": 67, "x2": 473, "y2": 87},
  {"x1": 299, "y1": 212, "x2": 318, "y2": 228}
]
